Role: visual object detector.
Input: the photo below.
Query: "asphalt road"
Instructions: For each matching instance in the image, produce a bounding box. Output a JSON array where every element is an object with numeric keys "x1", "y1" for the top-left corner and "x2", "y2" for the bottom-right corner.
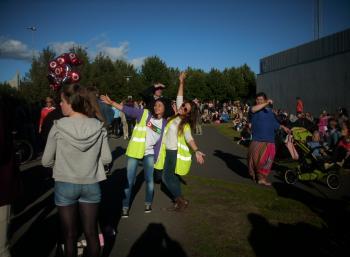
[{"x1": 11, "y1": 125, "x2": 350, "y2": 257}]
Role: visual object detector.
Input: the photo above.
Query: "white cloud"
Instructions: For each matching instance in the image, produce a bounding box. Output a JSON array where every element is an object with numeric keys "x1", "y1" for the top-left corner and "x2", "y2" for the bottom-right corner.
[
  {"x1": 129, "y1": 56, "x2": 146, "y2": 68},
  {"x1": 49, "y1": 41, "x2": 79, "y2": 55},
  {"x1": 0, "y1": 36, "x2": 146, "y2": 67},
  {"x1": 96, "y1": 41, "x2": 129, "y2": 60},
  {"x1": 0, "y1": 37, "x2": 37, "y2": 61}
]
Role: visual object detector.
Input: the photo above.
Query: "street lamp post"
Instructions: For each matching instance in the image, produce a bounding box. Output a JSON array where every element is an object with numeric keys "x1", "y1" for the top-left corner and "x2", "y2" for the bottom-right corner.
[
  {"x1": 26, "y1": 26, "x2": 37, "y2": 59},
  {"x1": 124, "y1": 75, "x2": 132, "y2": 97}
]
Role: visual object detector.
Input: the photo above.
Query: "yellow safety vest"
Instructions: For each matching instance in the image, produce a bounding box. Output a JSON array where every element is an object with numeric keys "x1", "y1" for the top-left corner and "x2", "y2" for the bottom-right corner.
[
  {"x1": 125, "y1": 110, "x2": 149, "y2": 159},
  {"x1": 155, "y1": 118, "x2": 192, "y2": 175}
]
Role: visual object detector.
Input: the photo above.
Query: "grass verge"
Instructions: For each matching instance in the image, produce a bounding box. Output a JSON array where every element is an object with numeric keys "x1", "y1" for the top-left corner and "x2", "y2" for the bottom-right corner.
[
  {"x1": 181, "y1": 124, "x2": 349, "y2": 257},
  {"x1": 182, "y1": 175, "x2": 347, "y2": 257}
]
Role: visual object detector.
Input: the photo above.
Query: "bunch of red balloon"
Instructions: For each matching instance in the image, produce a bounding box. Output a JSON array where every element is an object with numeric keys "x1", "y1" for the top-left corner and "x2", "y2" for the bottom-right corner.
[{"x1": 47, "y1": 52, "x2": 82, "y2": 91}]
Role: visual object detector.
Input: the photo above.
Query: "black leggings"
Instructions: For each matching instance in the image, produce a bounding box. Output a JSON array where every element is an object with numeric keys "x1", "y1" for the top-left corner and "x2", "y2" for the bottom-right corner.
[{"x1": 58, "y1": 203, "x2": 100, "y2": 257}]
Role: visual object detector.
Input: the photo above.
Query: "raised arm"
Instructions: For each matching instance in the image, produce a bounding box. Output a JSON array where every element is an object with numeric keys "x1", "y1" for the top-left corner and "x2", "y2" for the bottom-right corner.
[
  {"x1": 250, "y1": 99, "x2": 273, "y2": 113},
  {"x1": 100, "y1": 95, "x2": 123, "y2": 110},
  {"x1": 177, "y1": 72, "x2": 186, "y2": 97}
]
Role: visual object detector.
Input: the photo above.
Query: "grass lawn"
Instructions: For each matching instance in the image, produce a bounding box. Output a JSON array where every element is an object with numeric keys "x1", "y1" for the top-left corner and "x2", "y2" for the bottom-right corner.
[
  {"x1": 182, "y1": 175, "x2": 333, "y2": 257},
  {"x1": 208, "y1": 123, "x2": 242, "y2": 142},
  {"x1": 182, "y1": 123, "x2": 349, "y2": 257}
]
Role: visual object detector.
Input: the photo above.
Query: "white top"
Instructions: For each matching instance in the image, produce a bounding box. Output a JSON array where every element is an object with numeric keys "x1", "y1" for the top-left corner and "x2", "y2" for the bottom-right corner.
[
  {"x1": 165, "y1": 96, "x2": 193, "y2": 150},
  {"x1": 145, "y1": 117, "x2": 163, "y2": 155}
]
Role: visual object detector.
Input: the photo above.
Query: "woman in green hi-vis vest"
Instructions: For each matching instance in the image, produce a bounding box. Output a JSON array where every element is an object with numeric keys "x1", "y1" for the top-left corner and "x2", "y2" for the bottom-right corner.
[
  {"x1": 159, "y1": 72, "x2": 205, "y2": 211},
  {"x1": 101, "y1": 95, "x2": 168, "y2": 218}
]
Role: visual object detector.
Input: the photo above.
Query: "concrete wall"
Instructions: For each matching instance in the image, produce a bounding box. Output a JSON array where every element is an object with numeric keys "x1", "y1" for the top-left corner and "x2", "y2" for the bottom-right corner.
[{"x1": 257, "y1": 51, "x2": 350, "y2": 116}]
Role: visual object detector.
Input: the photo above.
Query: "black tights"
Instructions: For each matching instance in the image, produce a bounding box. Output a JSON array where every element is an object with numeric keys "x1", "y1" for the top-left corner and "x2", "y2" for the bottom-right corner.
[{"x1": 58, "y1": 203, "x2": 100, "y2": 257}]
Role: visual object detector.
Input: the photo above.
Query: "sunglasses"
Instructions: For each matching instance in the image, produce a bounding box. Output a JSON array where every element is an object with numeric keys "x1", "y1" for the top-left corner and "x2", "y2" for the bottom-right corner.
[{"x1": 181, "y1": 103, "x2": 189, "y2": 113}]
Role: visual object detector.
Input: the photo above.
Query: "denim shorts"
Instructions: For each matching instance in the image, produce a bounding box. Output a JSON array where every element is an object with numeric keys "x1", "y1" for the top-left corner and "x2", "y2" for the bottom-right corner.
[{"x1": 54, "y1": 181, "x2": 101, "y2": 206}]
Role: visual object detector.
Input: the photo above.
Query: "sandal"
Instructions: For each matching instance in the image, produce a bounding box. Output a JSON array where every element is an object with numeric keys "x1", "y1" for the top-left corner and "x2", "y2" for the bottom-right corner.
[{"x1": 257, "y1": 179, "x2": 272, "y2": 186}]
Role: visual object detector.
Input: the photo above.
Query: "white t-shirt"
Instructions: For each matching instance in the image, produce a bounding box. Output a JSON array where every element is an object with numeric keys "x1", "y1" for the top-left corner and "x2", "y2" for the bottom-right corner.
[
  {"x1": 145, "y1": 117, "x2": 163, "y2": 155},
  {"x1": 165, "y1": 96, "x2": 193, "y2": 150}
]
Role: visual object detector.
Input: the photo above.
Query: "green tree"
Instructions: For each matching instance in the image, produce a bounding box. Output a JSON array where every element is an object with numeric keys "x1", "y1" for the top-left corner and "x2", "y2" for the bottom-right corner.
[
  {"x1": 236, "y1": 64, "x2": 256, "y2": 100},
  {"x1": 112, "y1": 59, "x2": 140, "y2": 101},
  {"x1": 206, "y1": 68, "x2": 227, "y2": 101},
  {"x1": 185, "y1": 68, "x2": 209, "y2": 100},
  {"x1": 21, "y1": 47, "x2": 56, "y2": 103},
  {"x1": 89, "y1": 53, "x2": 116, "y2": 95},
  {"x1": 141, "y1": 56, "x2": 170, "y2": 89},
  {"x1": 165, "y1": 67, "x2": 180, "y2": 99},
  {"x1": 223, "y1": 67, "x2": 241, "y2": 100}
]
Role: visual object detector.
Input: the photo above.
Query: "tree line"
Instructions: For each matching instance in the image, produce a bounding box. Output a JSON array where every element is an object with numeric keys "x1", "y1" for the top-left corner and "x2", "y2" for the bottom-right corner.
[{"x1": 1, "y1": 46, "x2": 256, "y2": 104}]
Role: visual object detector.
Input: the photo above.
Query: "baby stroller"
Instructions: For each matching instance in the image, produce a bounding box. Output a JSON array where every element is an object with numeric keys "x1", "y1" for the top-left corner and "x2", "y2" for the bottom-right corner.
[{"x1": 275, "y1": 127, "x2": 340, "y2": 190}]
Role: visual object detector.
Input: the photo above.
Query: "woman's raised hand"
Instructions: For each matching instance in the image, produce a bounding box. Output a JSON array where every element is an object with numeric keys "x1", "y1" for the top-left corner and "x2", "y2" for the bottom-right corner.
[
  {"x1": 179, "y1": 72, "x2": 187, "y2": 83},
  {"x1": 100, "y1": 95, "x2": 113, "y2": 105}
]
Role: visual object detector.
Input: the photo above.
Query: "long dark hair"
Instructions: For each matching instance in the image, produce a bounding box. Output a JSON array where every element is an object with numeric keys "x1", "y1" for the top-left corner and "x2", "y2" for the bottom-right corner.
[
  {"x1": 169, "y1": 100, "x2": 198, "y2": 135},
  {"x1": 150, "y1": 98, "x2": 166, "y2": 119},
  {"x1": 62, "y1": 84, "x2": 94, "y2": 117}
]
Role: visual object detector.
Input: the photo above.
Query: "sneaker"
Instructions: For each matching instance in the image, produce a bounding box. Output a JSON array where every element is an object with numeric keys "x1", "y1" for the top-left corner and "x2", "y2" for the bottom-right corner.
[
  {"x1": 144, "y1": 204, "x2": 152, "y2": 213},
  {"x1": 257, "y1": 179, "x2": 272, "y2": 186},
  {"x1": 121, "y1": 207, "x2": 129, "y2": 218}
]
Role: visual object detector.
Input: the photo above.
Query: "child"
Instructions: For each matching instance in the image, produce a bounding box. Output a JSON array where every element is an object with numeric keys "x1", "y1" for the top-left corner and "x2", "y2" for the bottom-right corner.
[{"x1": 307, "y1": 130, "x2": 328, "y2": 160}]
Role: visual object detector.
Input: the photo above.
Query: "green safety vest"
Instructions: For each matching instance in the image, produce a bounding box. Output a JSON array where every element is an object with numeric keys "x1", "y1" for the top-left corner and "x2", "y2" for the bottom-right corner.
[
  {"x1": 125, "y1": 110, "x2": 149, "y2": 159},
  {"x1": 155, "y1": 119, "x2": 192, "y2": 176}
]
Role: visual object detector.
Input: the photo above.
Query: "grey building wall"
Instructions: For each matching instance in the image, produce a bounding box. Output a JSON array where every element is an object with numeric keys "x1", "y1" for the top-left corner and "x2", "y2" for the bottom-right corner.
[{"x1": 257, "y1": 29, "x2": 350, "y2": 116}]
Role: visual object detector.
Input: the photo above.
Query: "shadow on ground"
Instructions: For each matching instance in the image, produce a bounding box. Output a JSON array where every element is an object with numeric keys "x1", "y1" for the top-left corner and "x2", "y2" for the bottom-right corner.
[
  {"x1": 248, "y1": 181, "x2": 350, "y2": 257},
  {"x1": 126, "y1": 223, "x2": 188, "y2": 257},
  {"x1": 213, "y1": 149, "x2": 250, "y2": 178},
  {"x1": 10, "y1": 165, "x2": 58, "y2": 257}
]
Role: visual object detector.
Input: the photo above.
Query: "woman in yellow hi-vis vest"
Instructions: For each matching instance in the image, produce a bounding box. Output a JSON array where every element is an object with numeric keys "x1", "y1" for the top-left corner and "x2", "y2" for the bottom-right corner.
[
  {"x1": 156, "y1": 72, "x2": 205, "y2": 211},
  {"x1": 100, "y1": 95, "x2": 167, "y2": 218}
]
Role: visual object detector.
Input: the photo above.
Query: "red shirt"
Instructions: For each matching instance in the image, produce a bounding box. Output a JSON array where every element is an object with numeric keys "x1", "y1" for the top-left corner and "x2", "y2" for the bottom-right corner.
[
  {"x1": 39, "y1": 107, "x2": 55, "y2": 131},
  {"x1": 296, "y1": 100, "x2": 304, "y2": 113},
  {"x1": 338, "y1": 137, "x2": 350, "y2": 151}
]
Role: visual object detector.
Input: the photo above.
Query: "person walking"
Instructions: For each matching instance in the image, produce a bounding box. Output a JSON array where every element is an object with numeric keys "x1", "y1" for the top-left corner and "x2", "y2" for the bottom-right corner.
[
  {"x1": 100, "y1": 95, "x2": 167, "y2": 218},
  {"x1": 247, "y1": 92, "x2": 290, "y2": 186},
  {"x1": 39, "y1": 96, "x2": 56, "y2": 134},
  {"x1": 42, "y1": 84, "x2": 112, "y2": 257},
  {"x1": 156, "y1": 72, "x2": 205, "y2": 211},
  {"x1": 111, "y1": 106, "x2": 121, "y2": 138}
]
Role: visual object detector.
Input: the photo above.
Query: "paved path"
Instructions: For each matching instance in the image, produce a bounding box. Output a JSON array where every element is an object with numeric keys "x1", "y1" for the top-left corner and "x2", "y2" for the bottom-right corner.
[
  {"x1": 11, "y1": 125, "x2": 350, "y2": 257},
  {"x1": 104, "y1": 125, "x2": 350, "y2": 256}
]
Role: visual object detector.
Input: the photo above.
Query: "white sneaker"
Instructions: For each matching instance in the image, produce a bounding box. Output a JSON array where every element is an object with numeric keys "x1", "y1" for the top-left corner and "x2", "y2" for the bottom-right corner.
[
  {"x1": 144, "y1": 204, "x2": 152, "y2": 213},
  {"x1": 121, "y1": 207, "x2": 129, "y2": 218}
]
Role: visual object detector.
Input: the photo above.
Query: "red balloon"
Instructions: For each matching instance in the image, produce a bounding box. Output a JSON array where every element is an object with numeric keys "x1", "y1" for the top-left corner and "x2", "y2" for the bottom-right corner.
[
  {"x1": 69, "y1": 52, "x2": 82, "y2": 66},
  {"x1": 54, "y1": 65, "x2": 64, "y2": 76},
  {"x1": 70, "y1": 71, "x2": 80, "y2": 82},
  {"x1": 48, "y1": 53, "x2": 82, "y2": 90},
  {"x1": 49, "y1": 60, "x2": 58, "y2": 70},
  {"x1": 57, "y1": 53, "x2": 70, "y2": 65}
]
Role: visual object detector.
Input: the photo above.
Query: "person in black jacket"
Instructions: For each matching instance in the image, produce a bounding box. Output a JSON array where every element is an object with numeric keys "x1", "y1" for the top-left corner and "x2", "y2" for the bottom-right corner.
[{"x1": 140, "y1": 83, "x2": 174, "y2": 119}]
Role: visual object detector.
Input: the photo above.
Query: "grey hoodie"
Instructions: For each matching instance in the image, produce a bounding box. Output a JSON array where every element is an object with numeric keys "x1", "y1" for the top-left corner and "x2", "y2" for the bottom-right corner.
[{"x1": 42, "y1": 117, "x2": 112, "y2": 184}]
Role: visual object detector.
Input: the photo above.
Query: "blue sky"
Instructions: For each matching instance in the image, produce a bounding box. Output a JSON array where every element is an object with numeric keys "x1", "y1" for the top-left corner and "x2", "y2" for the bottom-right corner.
[{"x1": 1, "y1": 0, "x2": 350, "y2": 82}]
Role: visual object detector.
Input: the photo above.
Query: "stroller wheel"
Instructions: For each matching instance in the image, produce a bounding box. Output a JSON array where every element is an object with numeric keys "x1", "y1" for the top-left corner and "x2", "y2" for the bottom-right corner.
[
  {"x1": 326, "y1": 173, "x2": 340, "y2": 190},
  {"x1": 284, "y1": 170, "x2": 297, "y2": 184}
]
